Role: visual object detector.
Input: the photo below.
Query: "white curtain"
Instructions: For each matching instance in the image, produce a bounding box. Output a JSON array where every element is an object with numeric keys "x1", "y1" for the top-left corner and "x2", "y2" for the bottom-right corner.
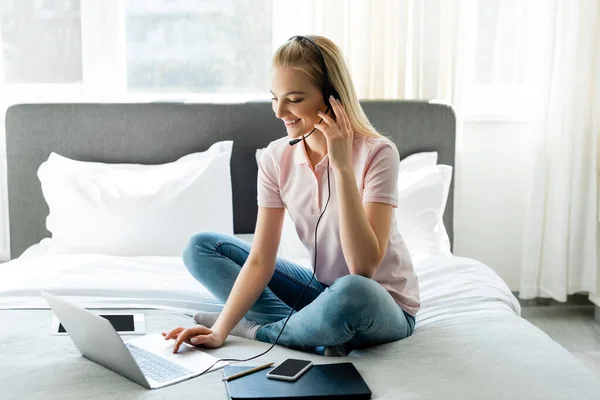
[
  {"x1": 272, "y1": 0, "x2": 469, "y2": 207},
  {"x1": 519, "y1": 0, "x2": 600, "y2": 303},
  {"x1": 272, "y1": 0, "x2": 464, "y2": 106}
]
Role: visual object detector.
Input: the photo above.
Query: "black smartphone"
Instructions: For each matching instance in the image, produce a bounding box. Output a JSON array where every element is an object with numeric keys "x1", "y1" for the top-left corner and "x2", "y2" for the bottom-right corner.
[{"x1": 266, "y1": 358, "x2": 313, "y2": 381}]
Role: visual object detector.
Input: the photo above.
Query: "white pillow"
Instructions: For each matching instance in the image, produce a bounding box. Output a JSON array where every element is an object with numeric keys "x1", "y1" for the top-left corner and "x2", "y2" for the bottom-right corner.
[
  {"x1": 437, "y1": 165, "x2": 453, "y2": 253},
  {"x1": 396, "y1": 165, "x2": 453, "y2": 264},
  {"x1": 38, "y1": 141, "x2": 234, "y2": 256},
  {"x1": 398, "y1": 151, "x2": 438, "y2": 173}
]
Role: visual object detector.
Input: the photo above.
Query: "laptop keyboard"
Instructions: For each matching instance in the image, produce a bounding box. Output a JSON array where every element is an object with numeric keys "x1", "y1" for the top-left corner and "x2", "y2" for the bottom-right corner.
[{"x1": 125, "y1": 343, "x2": 194, "y2": 384}]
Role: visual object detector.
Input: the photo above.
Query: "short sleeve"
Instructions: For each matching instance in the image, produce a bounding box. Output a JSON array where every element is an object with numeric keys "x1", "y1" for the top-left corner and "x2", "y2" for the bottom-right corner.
[
  {"x1": 257, "y1": 146, "x2": 285, "y2": 208},
  {"x1": 362, "y1": 140, "x2": 399, "y2": 207}
]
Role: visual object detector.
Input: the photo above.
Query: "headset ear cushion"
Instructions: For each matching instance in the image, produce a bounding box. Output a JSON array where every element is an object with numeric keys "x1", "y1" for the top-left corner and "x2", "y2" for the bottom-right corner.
[
  {"x1": 323, "y1": 84, "x2": 340, "y2": 104},
  {"x1": 327, "y1": 87, "x2": 341, "y2": 104}
]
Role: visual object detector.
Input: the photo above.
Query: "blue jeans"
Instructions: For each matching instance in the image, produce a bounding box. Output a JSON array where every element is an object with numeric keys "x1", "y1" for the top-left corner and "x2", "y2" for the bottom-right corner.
[{"x1": 182, "y1": 232, "x2": 415, "y2": 355}]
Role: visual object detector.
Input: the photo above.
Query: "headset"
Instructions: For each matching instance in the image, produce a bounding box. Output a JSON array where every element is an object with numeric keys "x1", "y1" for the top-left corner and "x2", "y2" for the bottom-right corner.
[
  {"x1": 197, "y1": 35, "x2": 336, "y2": 374},
  {"x1": 288, "y1": 35, "x2": 341, "y2": 146}
]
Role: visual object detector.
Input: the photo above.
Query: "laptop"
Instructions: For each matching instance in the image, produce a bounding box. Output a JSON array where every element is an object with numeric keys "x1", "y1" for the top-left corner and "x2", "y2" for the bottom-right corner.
[{"x1": 41, "y1": 291, "x2": 227, "y2": 389}]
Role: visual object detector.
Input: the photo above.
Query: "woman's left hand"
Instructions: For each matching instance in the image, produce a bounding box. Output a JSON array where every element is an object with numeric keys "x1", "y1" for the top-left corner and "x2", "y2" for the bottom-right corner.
[{"x1": 314, "y1": 95, "x2": 353, "y2": 171}]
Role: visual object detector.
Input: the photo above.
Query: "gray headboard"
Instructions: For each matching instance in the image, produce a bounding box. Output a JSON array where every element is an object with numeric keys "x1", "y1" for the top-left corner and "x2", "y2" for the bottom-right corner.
[{"x1": 5, "y1": 101, "x2": 455, "y2": 259}]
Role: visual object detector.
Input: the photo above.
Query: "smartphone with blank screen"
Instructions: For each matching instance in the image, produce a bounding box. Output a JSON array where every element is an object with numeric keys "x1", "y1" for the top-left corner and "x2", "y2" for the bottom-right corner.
[
  {"x1": 266, "y1": 359, "x2": 313, "y2": 382},
  {"x1": 50, "y1": 313, "x2": 145, "y2": 335}
]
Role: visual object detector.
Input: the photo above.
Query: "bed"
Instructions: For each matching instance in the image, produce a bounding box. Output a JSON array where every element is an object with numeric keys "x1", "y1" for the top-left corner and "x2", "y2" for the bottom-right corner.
[{"x1": 1, "y1": 102, "x2": 599, "y2": 400}]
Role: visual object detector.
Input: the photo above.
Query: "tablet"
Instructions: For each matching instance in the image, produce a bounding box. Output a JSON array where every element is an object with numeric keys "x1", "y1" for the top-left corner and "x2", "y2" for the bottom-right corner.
[{"x1": 50, "y1": 313, "x2": 145, "y2": 335}]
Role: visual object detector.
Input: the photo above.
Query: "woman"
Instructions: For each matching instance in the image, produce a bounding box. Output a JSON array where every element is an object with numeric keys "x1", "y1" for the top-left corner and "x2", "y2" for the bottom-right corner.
[{"x1": 163, "y1": 35, "x2": 419, "y2": 356}]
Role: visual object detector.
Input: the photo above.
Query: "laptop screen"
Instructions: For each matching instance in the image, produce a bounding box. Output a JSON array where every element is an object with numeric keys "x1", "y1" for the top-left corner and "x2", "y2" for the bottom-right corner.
[{"x1": 59, "y1": 314, "x2": 135, "y2": 332}]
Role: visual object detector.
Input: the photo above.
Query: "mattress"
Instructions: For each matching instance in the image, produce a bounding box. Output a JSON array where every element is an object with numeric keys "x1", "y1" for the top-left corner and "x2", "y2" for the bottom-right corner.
[{"x1": 1, "y1": 241, "x2": 600, "y2": 399}]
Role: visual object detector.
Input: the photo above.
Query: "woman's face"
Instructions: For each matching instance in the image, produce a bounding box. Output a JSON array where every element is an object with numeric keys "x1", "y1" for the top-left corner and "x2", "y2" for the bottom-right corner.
[{"x1": 270, "y1": 67, "x2": 328, "y2": 139}]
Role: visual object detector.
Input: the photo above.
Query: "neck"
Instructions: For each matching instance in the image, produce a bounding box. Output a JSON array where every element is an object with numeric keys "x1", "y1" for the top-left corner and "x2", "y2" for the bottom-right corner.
[{"x1": 302, "y1": 130, "x2": 328, "y2": 160}]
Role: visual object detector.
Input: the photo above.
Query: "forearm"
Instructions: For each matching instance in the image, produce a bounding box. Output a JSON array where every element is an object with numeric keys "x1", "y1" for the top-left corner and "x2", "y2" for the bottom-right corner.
[
  {"x1": 334, "y1": 167, "x2": 381, "y2": 277},
  {"x1": 211, "y1": 262, "x2": 272, "y2": 337}
]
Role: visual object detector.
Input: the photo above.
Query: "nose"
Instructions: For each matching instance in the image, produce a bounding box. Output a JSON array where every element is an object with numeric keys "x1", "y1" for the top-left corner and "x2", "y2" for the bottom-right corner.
[{"x1": 273, "y1": 101, "x2": 288, "y2": 119}]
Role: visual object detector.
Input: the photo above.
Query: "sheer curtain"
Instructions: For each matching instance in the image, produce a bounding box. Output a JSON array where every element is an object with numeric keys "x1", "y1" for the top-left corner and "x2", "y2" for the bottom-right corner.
[
  {"x1": 272, "y1": 0, "x2": 469, "y2": 216},
  {"x1": 273, "y1": 0, "x2": 600, "y2": 305},
  {"x1": 519, "y1": 0, "x2": 600, "y2": 303},
  {"x1": 272, "y1": 0, "x2": 465, "y2": 106}
]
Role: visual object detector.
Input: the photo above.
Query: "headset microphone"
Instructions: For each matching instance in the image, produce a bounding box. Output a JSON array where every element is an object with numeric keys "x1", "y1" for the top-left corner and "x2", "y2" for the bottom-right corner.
[
  {"x1": 288, "y1": 137, "x2": 304, "y2": 146},
  {"x1": 288, "y1": 120, "x2": 319, "y2": 146}
]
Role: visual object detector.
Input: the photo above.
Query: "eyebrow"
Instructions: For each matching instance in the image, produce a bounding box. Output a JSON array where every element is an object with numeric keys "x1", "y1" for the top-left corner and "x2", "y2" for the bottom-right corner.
[{"x1": 269, "y1": 90, "x2": 306, "y2": 96}]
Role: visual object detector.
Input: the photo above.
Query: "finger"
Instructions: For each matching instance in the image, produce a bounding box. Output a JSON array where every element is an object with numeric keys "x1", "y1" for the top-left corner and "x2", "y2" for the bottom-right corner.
[
  {"x1": 330, "y1": 97, "x2": 350, "y2": 134},
  {"x1": 163, "y1": 327, "x2": 184, "y2": 340},
  {"x1": 316, "y1": 110, "x2": 338, "y2": 133},
  {"x1": 189, "y1": 335, "x2": 207, "y2": 345},
  {"x1": 162, "y1": 332, "x2": 177, "y2": 340},
  {"x1": 193, "y1": 325, "x2": 212, "y2": 335},
  {"x1": 165, "y1": 328, "x2": 184, "y2": 340},
  {"x1": 338, "y1": 102, "x2": 351, "y2": 135},
  {"x1": 173, "y1": 329, "x2": 191, "y2": 353},
  {"x1": 191, "y1": 334, "x2": 222, "y2": 349},
  {"x1": 164, "y1": 328, "x2": 183, "y2": 340},
  {"x1": 313, "y1": 123, "x2": 333, "y2": 139},
  {"x1": 328, "y1": 95, "x2": 342, "y2": 125}
]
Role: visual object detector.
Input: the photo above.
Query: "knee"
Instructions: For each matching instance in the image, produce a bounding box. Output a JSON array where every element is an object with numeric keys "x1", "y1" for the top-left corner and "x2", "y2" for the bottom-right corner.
[
  {"x1": 332, "y1": 275, "x2": 378, "y2": 298},
  {"x1": 326, "y1": 275, "x2": 380, "y2": 315},
  {"x1": 181, "y1": 231, "x2": 224, "y2": 270}
]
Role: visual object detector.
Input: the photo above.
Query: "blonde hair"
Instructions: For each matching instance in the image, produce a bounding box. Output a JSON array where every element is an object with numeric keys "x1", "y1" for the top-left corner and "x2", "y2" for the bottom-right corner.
[{"x1": 272, "y1": 35, "x2": 383, "y2": 139}]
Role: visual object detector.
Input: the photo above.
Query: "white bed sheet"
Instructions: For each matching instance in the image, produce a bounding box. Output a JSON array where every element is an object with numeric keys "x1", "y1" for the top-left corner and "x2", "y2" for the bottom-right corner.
[
  {"x1": 0, "y1": 237, "x2": 521, "y2": 330},
  {"x1": 1, "y1": 240, "x2": 221, "y2": 314},
  {"x1": 3, "y1": 240, "x2": 600, "y2": 399}
]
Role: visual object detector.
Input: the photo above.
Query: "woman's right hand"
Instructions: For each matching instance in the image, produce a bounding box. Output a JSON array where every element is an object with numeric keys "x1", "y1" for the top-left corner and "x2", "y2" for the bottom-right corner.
[{"x1": 162, "y1": 325, "x2": 225, "y2": 353}]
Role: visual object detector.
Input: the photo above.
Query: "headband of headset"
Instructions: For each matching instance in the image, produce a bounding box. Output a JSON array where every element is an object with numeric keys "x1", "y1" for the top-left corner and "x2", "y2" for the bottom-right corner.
[{"x1": 288, "y1": 35, "x2": 340, "y2": 110}]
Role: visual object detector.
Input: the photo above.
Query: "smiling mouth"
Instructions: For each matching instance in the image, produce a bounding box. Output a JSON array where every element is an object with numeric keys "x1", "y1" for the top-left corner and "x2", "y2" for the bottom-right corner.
[{"x1": 284, "y1": 118, "x2": 300, "y2": 127}]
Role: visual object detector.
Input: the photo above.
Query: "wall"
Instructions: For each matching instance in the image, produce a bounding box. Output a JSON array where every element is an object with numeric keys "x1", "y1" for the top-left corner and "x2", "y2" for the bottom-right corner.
[{"x1": 453, "y1": 120, "x2": 534, "y2": 290}]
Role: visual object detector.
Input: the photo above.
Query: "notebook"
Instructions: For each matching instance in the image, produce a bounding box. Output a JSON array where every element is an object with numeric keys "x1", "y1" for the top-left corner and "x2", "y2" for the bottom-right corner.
[{"x1": 223, "y1": 362, "x2": 372, "y2": 399}]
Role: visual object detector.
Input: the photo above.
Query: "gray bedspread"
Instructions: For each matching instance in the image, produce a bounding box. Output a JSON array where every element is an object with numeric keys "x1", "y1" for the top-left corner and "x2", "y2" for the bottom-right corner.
[{"x1": 2, "y1": 308, "x2": 600, "y2": 400}]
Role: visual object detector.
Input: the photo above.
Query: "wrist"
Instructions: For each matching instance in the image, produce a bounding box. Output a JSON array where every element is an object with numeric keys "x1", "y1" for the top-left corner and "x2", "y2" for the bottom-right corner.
[
  {"x1": 332, "y1": 161, "x2": 353, "y2": 172},
  {"x1": 210, "y1": 325, "x2": 227, "y2": 342},
  {"x1": 333, "y1": 164, "x2": 354, "y2": 176}
]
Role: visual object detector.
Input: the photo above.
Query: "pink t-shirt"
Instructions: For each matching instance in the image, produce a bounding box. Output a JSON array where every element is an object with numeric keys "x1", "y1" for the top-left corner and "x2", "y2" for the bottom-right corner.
[{"x1": 257, "y1": 135, "x2": 420, "y2": 316}]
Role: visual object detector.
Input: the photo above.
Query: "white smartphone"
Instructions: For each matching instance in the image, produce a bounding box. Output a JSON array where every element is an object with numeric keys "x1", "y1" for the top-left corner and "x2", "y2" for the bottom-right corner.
[
  {"x1": 266, "y1": 359, "x2": 313, "y2": 382},
  {"x1": 50, "y1": 313, "x2": 145, "y2": 336}
]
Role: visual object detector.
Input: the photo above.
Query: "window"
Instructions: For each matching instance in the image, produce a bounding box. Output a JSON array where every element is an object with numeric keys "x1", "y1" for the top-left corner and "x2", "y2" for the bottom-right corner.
[
  {"x1": 124, "y1": 0, "x2": 273, "y2": 94},
  {"x1": 0, "y1": 0, "x2": 273, "y2": 100},
  {"x1": 1, "y1": 0, "x2": 82, "y2": 84}
]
